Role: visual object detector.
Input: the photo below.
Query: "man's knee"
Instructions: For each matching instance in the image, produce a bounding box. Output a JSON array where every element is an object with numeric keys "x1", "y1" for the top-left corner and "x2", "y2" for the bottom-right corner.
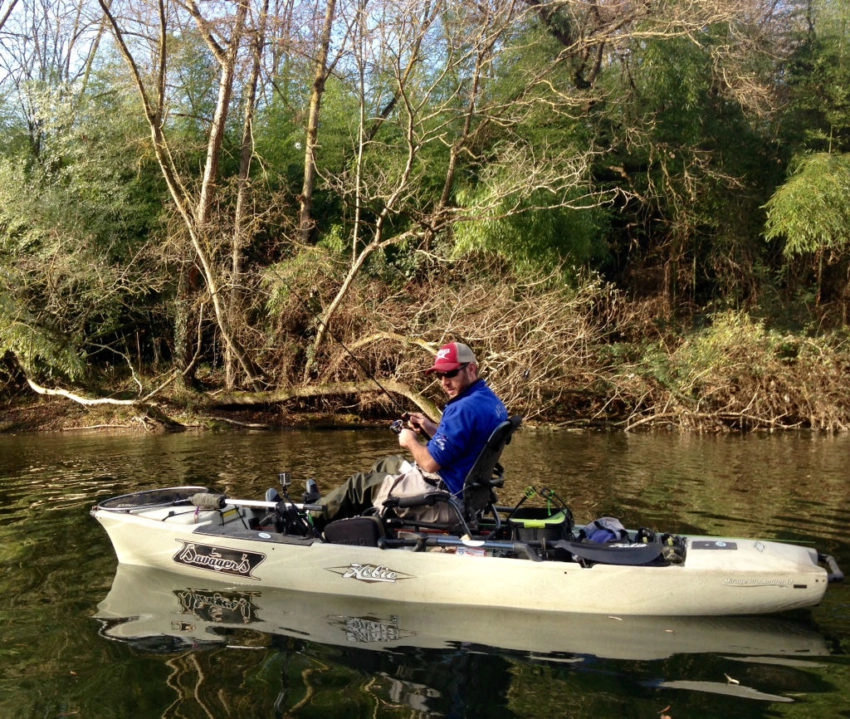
[{"x1": 370, "y1": 455, "x2": 408, "y2": 476}]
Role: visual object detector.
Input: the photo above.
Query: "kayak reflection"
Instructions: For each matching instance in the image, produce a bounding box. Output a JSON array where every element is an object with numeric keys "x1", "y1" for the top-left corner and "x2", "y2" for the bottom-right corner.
[{"x1": 95, "y1": 563, "x2": 829, "y2": 662}]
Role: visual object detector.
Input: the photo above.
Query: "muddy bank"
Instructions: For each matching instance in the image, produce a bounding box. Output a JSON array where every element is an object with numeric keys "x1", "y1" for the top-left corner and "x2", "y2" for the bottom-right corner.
[{"x1": 0, "y1": 396, "x2": 374, "y2": 435}]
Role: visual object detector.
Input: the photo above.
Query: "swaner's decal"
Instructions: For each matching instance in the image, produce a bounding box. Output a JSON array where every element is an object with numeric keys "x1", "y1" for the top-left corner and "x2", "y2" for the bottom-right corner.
[
  {"x1": 173, "y1": 541, "x2": 265, "y2": 578},
  {"x1": 175, "y1": 587, "x2": 259, "y2": 624},
  {"x1": 328, "y1": 563, "x2": 413, "y2": 583}
]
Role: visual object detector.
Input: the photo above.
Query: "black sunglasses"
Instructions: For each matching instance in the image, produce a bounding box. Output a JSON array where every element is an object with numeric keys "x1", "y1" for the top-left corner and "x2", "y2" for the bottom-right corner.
[{"x1": 434, "y1": 363, "x2": 468, "y2": 379}]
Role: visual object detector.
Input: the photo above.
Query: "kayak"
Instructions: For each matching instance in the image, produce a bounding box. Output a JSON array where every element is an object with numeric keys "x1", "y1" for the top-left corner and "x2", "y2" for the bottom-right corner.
[{"x1": 90, "y1": 484, "x2": 843, "y2": 617}]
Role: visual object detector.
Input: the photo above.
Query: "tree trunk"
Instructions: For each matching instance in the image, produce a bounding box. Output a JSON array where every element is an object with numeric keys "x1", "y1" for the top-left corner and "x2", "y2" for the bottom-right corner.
[
  {"x1": 298, "y1": 0, "x2": 337, "y2": 244},
  {"x1": 99, "y1": 0, "x2": 262, "y2": 390},
  {"x1": 228, "y1": 0, "x2": 269, "y2": 389}
]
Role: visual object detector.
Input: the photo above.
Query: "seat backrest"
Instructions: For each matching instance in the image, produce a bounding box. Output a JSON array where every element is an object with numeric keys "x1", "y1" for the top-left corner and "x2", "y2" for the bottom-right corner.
[{"x1": 463, "y1": 415, "x2": 522, "y2": 518}]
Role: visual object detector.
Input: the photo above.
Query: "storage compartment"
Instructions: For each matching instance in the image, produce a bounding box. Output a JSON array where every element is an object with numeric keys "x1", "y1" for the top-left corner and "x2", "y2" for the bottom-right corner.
[
  {"x1": 324, "y1": 516, "x2": 385, "y2": 546},
  {"x1": 508, "y1": 507, "x2": 572, "y2": 542}
]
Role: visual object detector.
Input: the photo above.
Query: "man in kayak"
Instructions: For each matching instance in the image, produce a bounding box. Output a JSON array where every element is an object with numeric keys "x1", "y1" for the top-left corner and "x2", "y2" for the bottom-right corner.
[{"x1": 314, "y1": 341, "x2": 509, "y2": 526}]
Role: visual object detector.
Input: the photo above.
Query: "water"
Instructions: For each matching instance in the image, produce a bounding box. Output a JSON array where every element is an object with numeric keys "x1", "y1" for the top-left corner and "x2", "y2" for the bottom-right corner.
[{"x1": 1, "y1": 428, "x2": 848, "y2": 718}]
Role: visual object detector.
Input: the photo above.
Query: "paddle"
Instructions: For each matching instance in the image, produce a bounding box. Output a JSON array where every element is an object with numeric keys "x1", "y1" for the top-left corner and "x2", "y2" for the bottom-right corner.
[{"x1": 190, "y1": 492, "x2": 324, "y2": 514}]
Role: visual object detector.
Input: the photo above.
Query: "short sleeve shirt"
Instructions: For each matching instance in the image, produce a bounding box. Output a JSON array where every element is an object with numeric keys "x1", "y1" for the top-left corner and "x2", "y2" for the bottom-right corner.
[{"x1": 426, "y1": 379, "x2": 509, "y2": 494}]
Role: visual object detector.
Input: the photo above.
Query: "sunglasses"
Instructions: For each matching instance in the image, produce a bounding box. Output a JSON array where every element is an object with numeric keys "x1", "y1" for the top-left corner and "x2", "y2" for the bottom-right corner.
[{"x1": 434, "y1": 363, "x2": 468, "y2": 379}]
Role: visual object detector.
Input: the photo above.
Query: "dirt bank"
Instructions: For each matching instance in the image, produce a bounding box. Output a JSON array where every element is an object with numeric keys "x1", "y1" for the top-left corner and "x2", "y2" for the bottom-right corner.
[{"x1": 0, "y1": 395, "x2": 379, "y2": 434}]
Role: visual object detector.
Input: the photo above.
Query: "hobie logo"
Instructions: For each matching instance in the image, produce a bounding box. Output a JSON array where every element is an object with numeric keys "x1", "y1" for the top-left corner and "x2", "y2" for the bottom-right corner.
[
  {"x1": 344, "y1": 616, "x2": 401, "y2": 643},
  {"x1": 330, "y1": 563, "x2": 411, "y2": 584}
]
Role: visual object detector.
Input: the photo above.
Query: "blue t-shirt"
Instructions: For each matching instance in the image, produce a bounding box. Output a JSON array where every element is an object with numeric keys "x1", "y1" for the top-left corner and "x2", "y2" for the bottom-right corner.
[{"x1": 426, "y1": 379, "x2": 509, "y2": 494}]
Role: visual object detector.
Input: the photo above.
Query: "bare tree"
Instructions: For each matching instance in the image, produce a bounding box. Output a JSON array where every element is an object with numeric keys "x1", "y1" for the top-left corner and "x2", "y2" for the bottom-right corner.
[
  {"x1": 0, "y1": 0, "x2": 20, "y2": 31},
  {"x1": 306, "y1": 0, "x2": 607, "y2": 363},
  {"x1": 97, "y1": 0, "x2": 265, "y2": 388},
  {"x1": 0, "y1": 0, "x2": 108, "y2": 156},
  {"x1": 227, "y1": 0, "x2": 270, "y2": 388}
]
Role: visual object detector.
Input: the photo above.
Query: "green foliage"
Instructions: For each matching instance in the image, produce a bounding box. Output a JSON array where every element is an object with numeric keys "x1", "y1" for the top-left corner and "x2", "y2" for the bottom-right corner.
[
  {"x1": 782, "y1": 0, "x2": 850, "y2": 153},
  {"x1": 319, "y1": 225, "x2": 349, "y2": 256},
  {"x1": 441, "y1": 21, "x2": 606, "y2": 279},
  {"x1": 763, "y1": 152, "x2": 850, "y2": 257},
  {"x1": 452, "y1": 188, "x2": 609, "y2": 276},
  {"x1": 619, "y1": 310, "x2": 850, "y2": 430},
  {"x1": 592, "y1": 24, "x2": 784, "y2": 304},
  {"x1": 254, "y1": 96, "x2": 308, "y2": 187},
  {"x1": 0, "y1": 77, "x2": 169, "y2": 380},
  {"x1": 0, "y1": 280, "x2": 85, "y2": 379},
  {"x1": 315, "y1": 78, "x2": 363, "y2": 171},
  {"x1": 263, "y1": 247, "x2": 341, "y2": 318},
  {"x1": 168, "y1": 33, "x2": 220, "y2": 138},
  {"x1": 260, "y1": 72, "x2": 360, "y2": 201},
  {"x1": 673, "y1": 311, "x2": 775, "y2": 379},
  {"x1": 621, "y1": 32, "x2": 768, "y2": 191}
]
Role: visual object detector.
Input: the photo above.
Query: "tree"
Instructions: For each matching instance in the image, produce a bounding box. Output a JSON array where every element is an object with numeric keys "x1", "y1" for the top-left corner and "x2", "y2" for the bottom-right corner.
[
  {"x1": 98, "y1": 0, "x2": 266, "y2": 389},
  {"x1": 525, "y1": 0, "x2": 802, "y2": 310},
  {"x1": 763, "y1": 152, "x2": 850, "y2": 306},
  {"x1": 782, "y1": 0, "x2": 850, "y2": 155},
  {"x1": 228, "y1": 0, "x2": 269, "y2": 388},
  {"x1": 0, "y1": 0, "x2": 168, "y2": 385},
  {"x1": 0, "y1": 0, "x2": 107, "y2": 152},
  {"x1": 764, "y1": 0, "x2": 850, "y2": 310},
  {"x1": 297, "y1": 0, "x2": 341, "y2": 244},
  {"x1": 300, "y1": 0, "x2": 613, "y2": 365}
]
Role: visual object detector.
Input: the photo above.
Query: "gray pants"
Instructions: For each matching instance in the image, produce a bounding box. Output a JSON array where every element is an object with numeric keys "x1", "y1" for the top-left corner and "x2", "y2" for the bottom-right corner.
[{"x1": 316, "y1": 455, "x2": 408, "y2": 524}]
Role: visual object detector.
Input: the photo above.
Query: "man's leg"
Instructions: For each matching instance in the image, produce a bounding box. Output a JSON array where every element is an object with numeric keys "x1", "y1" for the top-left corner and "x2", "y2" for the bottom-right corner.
[{"x1": 316, "y1": 455, "x2": 408, "y2": 523}]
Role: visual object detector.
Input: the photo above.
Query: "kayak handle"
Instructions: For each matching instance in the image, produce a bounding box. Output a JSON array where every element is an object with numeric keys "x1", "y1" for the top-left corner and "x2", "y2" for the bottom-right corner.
[{"x1": 820, "y1": 553, "x2": 844, "y2": 583}]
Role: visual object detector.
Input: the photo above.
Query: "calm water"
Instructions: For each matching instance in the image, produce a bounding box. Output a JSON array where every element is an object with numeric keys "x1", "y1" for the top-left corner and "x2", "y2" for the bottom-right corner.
[{"x1": 1, "y1": 427, "x2": 849, "y2": 718}]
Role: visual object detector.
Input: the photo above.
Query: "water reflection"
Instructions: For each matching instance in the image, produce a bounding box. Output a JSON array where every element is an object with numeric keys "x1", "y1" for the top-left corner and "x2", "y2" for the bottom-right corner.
[
  {"x1": 97, "y1": 564, "x2": 831, "y2": 661},
  {"x1": 94, "y1": 563, "x2": 834, "y2": 717}
]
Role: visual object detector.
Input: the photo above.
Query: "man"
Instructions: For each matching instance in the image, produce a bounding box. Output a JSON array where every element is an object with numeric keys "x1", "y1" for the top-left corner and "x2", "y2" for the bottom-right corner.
[{"x1": 315, "y1": 341, "x2": 509, "y2": 525}]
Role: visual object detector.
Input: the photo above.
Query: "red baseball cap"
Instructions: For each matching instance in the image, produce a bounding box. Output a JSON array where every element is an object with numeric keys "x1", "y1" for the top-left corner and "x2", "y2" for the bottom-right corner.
[{"x1": 425, "y1": 342, "x2": 477, "y2": 374}]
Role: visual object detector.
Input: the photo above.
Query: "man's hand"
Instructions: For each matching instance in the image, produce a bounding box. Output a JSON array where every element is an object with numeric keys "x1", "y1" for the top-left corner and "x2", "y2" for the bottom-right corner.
[
  {"x1": 397, "y1": 427, "x2": 419, "y2": 450},
  {"x1": 397, "y1": 427, "x2": 441, "y2": 473},
  {"x1": 406, "y1": 412, "x2": 437, "y2": 438}
]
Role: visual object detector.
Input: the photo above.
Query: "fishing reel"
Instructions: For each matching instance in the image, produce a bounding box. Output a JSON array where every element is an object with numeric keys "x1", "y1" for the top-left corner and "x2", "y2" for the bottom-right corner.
[
  {"x1": 390, "y1": 412, "x2": 411, "y2": 434},
  {"x1": 390, "y1": 412, "x2": 431, "y2": 440}
]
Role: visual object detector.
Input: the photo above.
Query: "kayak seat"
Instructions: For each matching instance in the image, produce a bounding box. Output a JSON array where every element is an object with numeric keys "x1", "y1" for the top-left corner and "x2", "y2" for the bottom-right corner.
[{"x1": 382, "y1": 415, "x2": 522, "y2": 536}]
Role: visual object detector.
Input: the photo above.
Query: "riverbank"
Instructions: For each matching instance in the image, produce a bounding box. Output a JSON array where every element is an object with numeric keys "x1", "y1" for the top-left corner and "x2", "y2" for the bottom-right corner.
[
  {"x1": 5, "y1": 304, "x2": 850, "y2": 435},
  {"x1": 0, "y1": 394, "x2": 379, "y2": 434}
]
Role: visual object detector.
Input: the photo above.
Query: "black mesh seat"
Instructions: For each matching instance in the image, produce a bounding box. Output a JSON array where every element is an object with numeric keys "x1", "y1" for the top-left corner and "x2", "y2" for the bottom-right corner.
[{"x1": 381, "y1": 415, "x2": 522, "y2": 536}]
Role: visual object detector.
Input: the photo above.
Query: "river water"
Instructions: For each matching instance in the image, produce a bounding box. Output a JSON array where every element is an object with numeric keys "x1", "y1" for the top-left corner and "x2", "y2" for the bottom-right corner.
[{"x1": 0, "y1": 427, "x2": 848, "y2": 718}]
